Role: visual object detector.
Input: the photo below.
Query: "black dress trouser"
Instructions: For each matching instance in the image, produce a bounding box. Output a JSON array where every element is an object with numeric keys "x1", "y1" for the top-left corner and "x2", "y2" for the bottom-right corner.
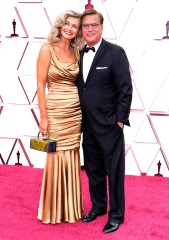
[{"x1": 82, "y1": 111, "x2": 125, "y2": 224}]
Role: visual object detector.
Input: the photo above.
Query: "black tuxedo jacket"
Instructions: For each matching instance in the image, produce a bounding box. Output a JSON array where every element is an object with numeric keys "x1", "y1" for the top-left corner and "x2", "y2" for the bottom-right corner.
[{"x1": 77, "y1": 38, "x2": 132, "y2": 135}]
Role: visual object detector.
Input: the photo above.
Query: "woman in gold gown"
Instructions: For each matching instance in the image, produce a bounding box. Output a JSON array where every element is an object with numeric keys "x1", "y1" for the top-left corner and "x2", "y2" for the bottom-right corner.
[{"x1": 36, "y1": 10, "x2": 84, "y2": 224}]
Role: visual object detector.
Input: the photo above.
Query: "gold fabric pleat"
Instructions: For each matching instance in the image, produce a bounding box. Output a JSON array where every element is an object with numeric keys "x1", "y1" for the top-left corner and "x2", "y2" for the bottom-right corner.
[
  {"x1": 37, "y1": 150, "x2": 83, "y2": 223},
  {"x1": 37, "y1": 43, "x2": 83, "y2": 223}
]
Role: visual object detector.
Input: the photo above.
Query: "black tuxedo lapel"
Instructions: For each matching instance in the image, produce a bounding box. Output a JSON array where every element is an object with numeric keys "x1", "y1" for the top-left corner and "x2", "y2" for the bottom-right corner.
[
  {"x1": 85, "y1": 39, "x2": 106, "y2": 86},
  {"x1": 80, "y1": 51, "x2": 85, "y2": 86}
]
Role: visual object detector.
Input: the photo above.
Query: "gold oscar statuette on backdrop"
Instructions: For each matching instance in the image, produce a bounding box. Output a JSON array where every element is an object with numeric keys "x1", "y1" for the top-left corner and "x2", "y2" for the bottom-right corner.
[
  {"x1": 10, "y1": 19, "x2": 19, "y2": 37},
  {"x1": 162, "y1": 21, "x2": 169, "y2": 39},
  {"x1": 15, "y1": 151, "x2": 22, "y2": 166},
  {"x1": 85, "y1": 0, "x2": 94, "y2": 10},
  {"x1": 154, "y1": 160, "x2": 163, "y2": 177}
]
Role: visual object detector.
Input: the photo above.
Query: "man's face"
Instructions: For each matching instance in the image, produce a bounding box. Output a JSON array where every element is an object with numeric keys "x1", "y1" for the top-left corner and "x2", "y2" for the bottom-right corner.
[{"x1": 81, "y1": 14, "x2": 103, "y2": 46}]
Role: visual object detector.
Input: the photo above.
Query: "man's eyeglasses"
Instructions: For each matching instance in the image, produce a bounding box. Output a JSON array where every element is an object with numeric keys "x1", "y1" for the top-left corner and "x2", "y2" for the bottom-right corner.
[{"x1": 82, "y1": 23, "x2": 101, "y2": 30}]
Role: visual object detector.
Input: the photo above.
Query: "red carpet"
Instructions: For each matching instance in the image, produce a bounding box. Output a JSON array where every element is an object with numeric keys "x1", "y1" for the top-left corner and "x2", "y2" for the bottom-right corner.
[{"x1": 0, "y1": 165, "x2": 169, "y2": 240}]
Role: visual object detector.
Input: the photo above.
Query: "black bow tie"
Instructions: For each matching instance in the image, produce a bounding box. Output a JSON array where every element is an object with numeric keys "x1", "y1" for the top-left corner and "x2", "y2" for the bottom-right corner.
[{"x1": 83, "y1": 46, "x2": 95, "y2": 53}]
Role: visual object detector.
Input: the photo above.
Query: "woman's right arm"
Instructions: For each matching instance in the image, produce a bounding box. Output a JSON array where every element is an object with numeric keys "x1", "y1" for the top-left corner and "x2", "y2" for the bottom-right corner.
[{"x1": 36, "y1": 44, "x2": 51, "y2": 135}]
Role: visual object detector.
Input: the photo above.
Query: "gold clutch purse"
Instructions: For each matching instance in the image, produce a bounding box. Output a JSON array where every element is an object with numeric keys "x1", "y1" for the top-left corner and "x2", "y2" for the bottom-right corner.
[{"x1": 30, "y1": 132, "x2": 57, "y2": 152}]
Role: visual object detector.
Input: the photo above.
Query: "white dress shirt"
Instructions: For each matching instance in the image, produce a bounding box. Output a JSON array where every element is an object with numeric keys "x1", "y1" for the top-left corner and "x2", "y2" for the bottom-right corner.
[{"x1": 83, "y1": 39, "x2": 102, "y2": 82}]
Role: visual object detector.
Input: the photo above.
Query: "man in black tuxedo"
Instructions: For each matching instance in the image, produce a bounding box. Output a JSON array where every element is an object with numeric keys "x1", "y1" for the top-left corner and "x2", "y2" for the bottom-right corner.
[{"x1": 77, "y1": 9, "x2": 132, "y2": 233}]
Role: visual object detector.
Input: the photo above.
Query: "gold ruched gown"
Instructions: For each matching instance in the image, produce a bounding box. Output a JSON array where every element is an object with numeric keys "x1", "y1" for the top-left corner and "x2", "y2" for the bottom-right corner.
[{"x1": 37, "y1": 43, "x2": 83, "y2": 224}]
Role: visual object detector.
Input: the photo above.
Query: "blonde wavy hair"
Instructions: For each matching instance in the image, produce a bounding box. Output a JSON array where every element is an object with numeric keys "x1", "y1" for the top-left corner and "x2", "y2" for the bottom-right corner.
[{"x1": 47, "y1": 10, "x2": 85, "y2": 51}]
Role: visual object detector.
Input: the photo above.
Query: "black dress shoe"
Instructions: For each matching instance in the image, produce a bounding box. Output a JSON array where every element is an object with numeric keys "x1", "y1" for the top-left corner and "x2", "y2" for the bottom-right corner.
[
  {"x1": 102, "y1": 221, "x2": 119, "y2": 233},
  {"x1": 82, "y1": 211, "x2": 106, "y2": 222}
]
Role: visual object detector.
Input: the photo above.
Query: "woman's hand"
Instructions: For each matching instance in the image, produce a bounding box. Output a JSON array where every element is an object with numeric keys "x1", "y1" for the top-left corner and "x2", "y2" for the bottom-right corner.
[
  {"x1": 117, "y1": 122, "x2": 124, "y2": 129},
  {"x1": 39, "y1": 117, "x2": 49, "y2": 136}
]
